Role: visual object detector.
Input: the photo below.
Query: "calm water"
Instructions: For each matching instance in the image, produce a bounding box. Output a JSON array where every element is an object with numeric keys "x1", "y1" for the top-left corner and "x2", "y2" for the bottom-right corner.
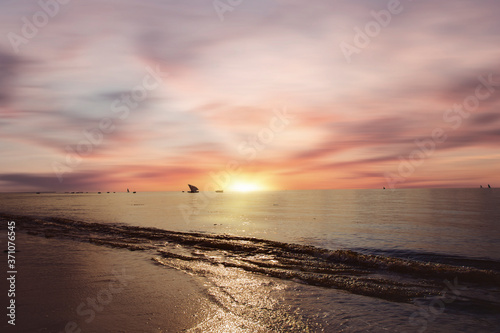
[
  {"x1": 1, "y1": 189, "x2": 500, "y2": 332},
  {"x1": 1, "y1": 189, "x2": 499, "y2": 261}
]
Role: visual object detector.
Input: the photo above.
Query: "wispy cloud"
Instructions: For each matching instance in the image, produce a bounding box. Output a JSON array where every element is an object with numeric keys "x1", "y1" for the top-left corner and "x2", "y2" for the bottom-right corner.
[{"x1": 1, "y1": 0, "x2": 500, "y2": 191}]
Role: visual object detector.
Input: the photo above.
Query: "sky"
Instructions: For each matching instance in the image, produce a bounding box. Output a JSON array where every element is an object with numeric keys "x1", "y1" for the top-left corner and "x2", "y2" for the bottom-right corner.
[{"x1": 1, "y1": 0, "x2": 500, "y2": 192}]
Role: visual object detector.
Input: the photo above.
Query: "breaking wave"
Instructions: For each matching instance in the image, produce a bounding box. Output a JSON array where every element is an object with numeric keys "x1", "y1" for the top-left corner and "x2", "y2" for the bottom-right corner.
[{"x1": 4, "y1": 213, "x2": 500, "y2": 304}]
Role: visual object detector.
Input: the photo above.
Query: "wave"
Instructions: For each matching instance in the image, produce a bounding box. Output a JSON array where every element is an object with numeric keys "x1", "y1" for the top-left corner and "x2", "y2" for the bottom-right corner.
[
  {"x1": 354, "y1": 247, "x2": 500, "y2": 272},
  {"x1": 3, "y1": 213, "x2": 500, "y2": 304}
]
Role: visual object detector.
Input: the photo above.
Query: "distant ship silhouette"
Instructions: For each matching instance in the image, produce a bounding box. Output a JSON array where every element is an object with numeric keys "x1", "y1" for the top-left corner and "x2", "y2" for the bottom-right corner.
[{"x1": 187, "y1": 184, "x2": 199, "y2": 193}]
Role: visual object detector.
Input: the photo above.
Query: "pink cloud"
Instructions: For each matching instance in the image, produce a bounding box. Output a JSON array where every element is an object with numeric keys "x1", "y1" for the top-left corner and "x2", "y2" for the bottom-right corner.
[{"x1": 1, "y1": 0, "x2": 500, "y2": 191}]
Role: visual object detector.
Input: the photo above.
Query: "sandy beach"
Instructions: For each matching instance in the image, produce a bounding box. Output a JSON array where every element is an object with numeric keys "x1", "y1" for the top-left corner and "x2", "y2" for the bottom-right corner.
[{"x1": 1, "y1": 228, "x2": 211, "y2": 333}]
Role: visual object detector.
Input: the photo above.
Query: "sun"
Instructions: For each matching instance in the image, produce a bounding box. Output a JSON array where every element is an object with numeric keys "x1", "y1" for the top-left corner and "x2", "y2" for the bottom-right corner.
[{"x1": 229, "y1": 182, "x2": 263, "y2": 192}]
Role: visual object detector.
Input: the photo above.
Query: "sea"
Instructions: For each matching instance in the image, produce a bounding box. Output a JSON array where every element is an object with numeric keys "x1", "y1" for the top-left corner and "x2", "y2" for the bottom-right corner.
[{"x1": 1, "y1": 189, "x2": 499, "y2": 332}]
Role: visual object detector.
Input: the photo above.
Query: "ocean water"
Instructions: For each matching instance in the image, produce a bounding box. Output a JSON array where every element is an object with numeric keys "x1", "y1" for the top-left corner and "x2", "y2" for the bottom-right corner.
[
  {"x1": 1, "y1": 189, "x2": 500, "y2": 332},
  {"x1": 2, "y1": 189, "x2": 499, "y2": 261}
]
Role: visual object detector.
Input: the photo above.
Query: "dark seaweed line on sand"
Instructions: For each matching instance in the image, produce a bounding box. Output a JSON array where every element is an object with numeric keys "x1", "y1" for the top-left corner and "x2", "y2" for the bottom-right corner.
[{"x1": 2, "y1": 213, "x2": 500, "y2": 303}]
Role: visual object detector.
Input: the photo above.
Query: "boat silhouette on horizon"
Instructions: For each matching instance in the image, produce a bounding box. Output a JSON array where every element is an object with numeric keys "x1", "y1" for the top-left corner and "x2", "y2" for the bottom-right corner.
[{"x1": 187, "y1": 184, "x2": 199, "y2": 193}]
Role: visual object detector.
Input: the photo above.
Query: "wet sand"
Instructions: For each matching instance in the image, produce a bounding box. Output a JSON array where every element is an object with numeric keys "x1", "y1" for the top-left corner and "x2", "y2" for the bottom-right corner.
[
  {"x1": 2, "y1": 213, "x2": 313, "y2": 333},
  {"x1": 1, "y1": 231, "x2": 210, "y2": 333},
  {"x1": 0, "y1": 215, "x2": 320, "y2": 332}
]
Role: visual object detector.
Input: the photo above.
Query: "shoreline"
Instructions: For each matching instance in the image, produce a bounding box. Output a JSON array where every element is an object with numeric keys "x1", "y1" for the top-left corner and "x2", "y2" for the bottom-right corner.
[
  {"x1": 1, "y1": 228, "x2": 211, "y2": 332},
  {"x1": 2, "y1": 213, "x2": 500, "y2": 332},
  {"x1": 0, "y1": 216, "x2": 321, "y2": 332}
]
